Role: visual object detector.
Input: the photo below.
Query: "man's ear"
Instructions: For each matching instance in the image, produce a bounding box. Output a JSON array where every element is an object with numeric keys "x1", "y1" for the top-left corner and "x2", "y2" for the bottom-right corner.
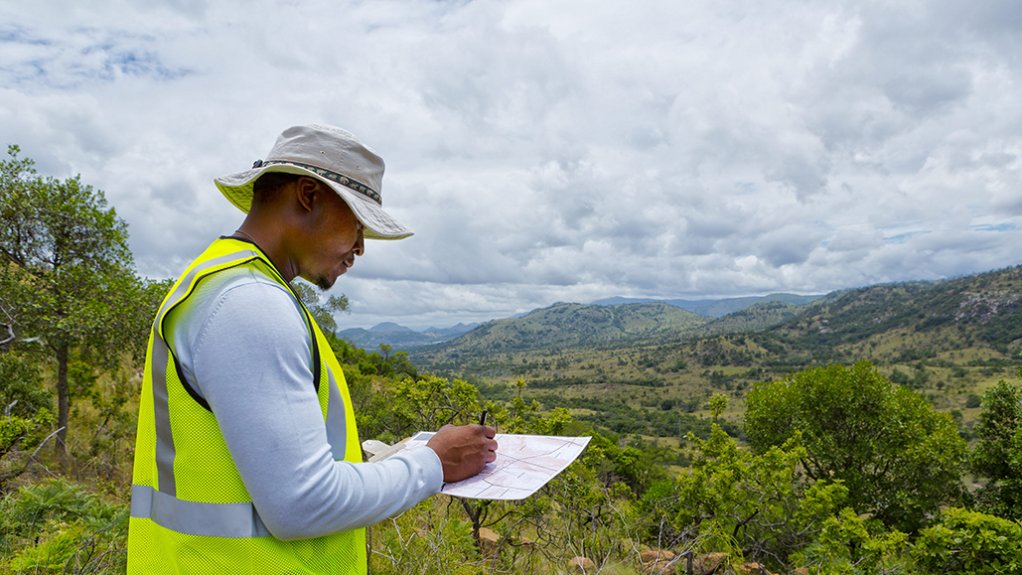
[{"x1": 295, "y1": 177, "x2": 320, "y2": 213}]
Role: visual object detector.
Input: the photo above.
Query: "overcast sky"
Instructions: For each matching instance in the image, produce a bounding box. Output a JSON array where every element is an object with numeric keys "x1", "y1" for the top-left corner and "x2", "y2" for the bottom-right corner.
[{"x1": 2, "y1": 1, "x2": 1021, "y2": 330}]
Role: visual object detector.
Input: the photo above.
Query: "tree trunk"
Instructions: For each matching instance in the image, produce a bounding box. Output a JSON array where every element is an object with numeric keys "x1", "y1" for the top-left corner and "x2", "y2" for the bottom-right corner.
[
  {"x1": 460, "y1": 498, "x2": 484, "y2": 554},
  {"x1": 1, "y1": 322, "x2": 14, "y2": 348},
  {"x1": 55, "y1": 342, "x2": 69, "y2": 461}
]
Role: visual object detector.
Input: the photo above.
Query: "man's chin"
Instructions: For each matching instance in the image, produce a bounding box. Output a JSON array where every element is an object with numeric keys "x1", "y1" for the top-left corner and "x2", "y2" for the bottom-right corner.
[
  {"x1": 303, "y1": 273, "x2": 338, "y2": 291},
  {"x1": 314, "y1": 277, "x2": 336, "y2": 290}
]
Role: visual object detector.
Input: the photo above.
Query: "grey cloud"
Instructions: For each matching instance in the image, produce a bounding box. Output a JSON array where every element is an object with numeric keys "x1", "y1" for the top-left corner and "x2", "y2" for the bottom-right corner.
[
  {"x1": 3, "y1": 0, "x2": 1022, "y2": 330},
  {"x1": 0, "y1": 26, "x2": 190, "y2": 89}
]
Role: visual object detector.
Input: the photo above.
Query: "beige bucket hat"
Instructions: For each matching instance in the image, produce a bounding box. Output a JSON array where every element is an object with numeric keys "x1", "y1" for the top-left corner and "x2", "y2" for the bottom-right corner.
[{"x1": 215, "y1": 124, "x2": 413, "y2": 240}]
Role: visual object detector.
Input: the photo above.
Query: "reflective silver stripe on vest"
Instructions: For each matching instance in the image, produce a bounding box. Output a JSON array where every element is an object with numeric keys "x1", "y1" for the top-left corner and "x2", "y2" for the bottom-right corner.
[
  {"x1": 130, "y1": 484, "x2": 271, "y2": 538},
  {"x1": 151, "y1": 337, "x2": 176, "y2": 496},
  {"x1": 325, "y1": 369, "x2": 347, "y2": 460},
  {"x1": 150, "y1": 250, "x2": 261, "y2": 496}
]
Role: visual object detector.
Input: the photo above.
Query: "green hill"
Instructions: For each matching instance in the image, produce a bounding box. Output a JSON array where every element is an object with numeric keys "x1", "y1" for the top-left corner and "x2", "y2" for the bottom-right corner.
[
  {"x1": 594, "y1": 293, "x2": 823, "y2": 317},
  {"x1": 416, "y1": 301, "x2": 706, "y2": 355},
  {"x1": 411, "y1": 265, "x2": 1022, "y2": 433},
  {"x1": 754, "y1": 265, "x2": 1022, "y2": 364},
  {"x1": 693, "y1": 300, "x2": 807, "y2": 337}
]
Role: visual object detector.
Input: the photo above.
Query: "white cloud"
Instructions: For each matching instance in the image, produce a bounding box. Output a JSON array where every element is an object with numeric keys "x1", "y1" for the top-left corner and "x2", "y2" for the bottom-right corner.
[{"x1": 2, "y1": 0, "x2": 1020, "y2": 329}]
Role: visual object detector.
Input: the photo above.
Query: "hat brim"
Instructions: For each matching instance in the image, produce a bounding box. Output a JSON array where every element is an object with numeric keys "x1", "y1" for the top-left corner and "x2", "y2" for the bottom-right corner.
[{"x1": 214, "y1": 164, "x2": 413, "y2": 240}]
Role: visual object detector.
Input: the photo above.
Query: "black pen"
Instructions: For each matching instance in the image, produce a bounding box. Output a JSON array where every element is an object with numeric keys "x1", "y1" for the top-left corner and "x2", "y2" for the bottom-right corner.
[{"x1": 479, "y1": 410, "x2": 488, "y2": 427}]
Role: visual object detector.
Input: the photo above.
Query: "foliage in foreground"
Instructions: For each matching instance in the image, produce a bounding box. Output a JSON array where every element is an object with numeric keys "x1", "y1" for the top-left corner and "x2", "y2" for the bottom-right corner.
[
  {"x1": 1, "y1": 352, "x2": 56, "y2": 492},
  {"x1": 0, "y1": 478, "x2": 127, "y2": 574},
  {"x1": 744, "y1": 361, "x2": 968, "y2": 533},
  {"x1": 1, "y1": 145, "x2": 162, "y2": 459},
  {"x1": 3, "y1": 347, "x2": 1022, "y2": 573},
  {"x1": 972, "y1": 380, "x2": 1022, "y2": 520}
]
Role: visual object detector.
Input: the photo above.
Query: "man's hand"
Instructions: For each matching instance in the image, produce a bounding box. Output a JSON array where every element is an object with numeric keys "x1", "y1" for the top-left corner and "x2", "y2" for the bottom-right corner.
[{"x1": 426, "y1": 424, "x2": 498, "y2": 483}]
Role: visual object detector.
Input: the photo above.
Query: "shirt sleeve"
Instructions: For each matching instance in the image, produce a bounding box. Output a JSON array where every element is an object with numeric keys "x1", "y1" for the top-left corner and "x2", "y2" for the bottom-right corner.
[{"x1": 184, "y1": 277, "x2": 444, "y2": 541}]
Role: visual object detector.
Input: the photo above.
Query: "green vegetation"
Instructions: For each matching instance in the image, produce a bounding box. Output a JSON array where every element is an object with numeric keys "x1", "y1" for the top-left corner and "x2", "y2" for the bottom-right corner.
[
  {"x1": 744, "y1": 362, "x2": 967, "y2": 533},
  {"x1": 0, "y1": 145, "x2": 163, "y2": 459},
  {"x1": 416, "y1": 301, "x2": 707, "y2": 364},
  {"x1": 0, "y1": 478, "x2": 128, "y2": 573},
  {"x1": 971, "y1": 380, "x2": 1022, "y2": 520},
  {"x1": 4, "y1": 146, "x2": 1022, "y2": 573}
]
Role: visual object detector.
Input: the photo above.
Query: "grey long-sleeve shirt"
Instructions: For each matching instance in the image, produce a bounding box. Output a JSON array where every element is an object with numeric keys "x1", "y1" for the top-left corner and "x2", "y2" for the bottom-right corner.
[{"x1": 165, "y1": 264, "x2": 442, "y2": 541}]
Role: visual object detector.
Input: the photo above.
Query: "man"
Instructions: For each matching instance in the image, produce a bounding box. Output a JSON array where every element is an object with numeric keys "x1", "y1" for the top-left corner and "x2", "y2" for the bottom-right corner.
[{"x1": 127, "y1": 124, "x2": 498, "y2": 574}]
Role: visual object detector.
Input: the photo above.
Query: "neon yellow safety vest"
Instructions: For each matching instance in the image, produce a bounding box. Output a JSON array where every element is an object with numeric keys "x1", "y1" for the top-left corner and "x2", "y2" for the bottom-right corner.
[{"x1": 127, "y1": 237, "x2": 365, "y2": 574}]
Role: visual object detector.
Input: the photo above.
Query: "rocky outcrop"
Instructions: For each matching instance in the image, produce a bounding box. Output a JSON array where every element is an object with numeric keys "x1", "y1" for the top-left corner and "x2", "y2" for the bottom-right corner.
[
  {"x1": 567, "y1": 556, "x2": 596, "y2": 572},
  {"x1": 639, "y1": 548, "x2": 676, "y2": 573}
]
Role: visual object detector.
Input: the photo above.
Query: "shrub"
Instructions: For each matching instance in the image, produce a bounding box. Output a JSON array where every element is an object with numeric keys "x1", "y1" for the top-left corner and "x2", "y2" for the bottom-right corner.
[
  {"x1": 912, "y1": 507, "x2": 1022, "y2": 575},
  {"x1": 0, "y1": 478, "x2": 128, "y2": 574}
]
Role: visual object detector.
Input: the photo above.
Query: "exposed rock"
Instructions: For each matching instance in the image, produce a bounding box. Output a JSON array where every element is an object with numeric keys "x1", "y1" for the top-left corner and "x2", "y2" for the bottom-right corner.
[
  {"x1": 567, "y1": 556, "x2": 596, "y2": 573},
  {"x1": 956, "y1": 291, "x2": 1022, "y2": 322},
  {"x1": 740, "y1": 562, "x2": 772, "y2": 575},
  {"x1": 478, "y1": 527, "x2": 500, "y2": 557},
  {"x1": 693, "y1": 552, "x2": 728, "y2": 575},
  {"x1": 640, "y1": 548, "x2": 676, "y2": 573}
]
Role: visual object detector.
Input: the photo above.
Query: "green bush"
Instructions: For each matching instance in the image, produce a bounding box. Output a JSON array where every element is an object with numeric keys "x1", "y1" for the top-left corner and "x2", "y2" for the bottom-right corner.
[
  {"x1": 912, "y1": 507, "x2": 1022, "y2": 575},
  {"x1": 745, "y1": 361, "x2": 967, "y2": 532},
  {"x1": 972, "y1": 381, "x2": 1022, "y2": 519},
  {"x1": 0, "y1": 352, "x2": 58, "y2": 492},
  {"x1": 370, "y1": 499, "x2": 483, "y2": 575},
  {"x1": 0, "y1": 352, "x2": 51, "y2": 418},
  {"x1": 637, "y1": 425, "x2": 847, "y2": 570},
  {"x1": 792, "y1": 508, "x2": 912, "y2": 574},
  {"x1": 0, "y1": 478, "x2": 128, "y2": 574}
]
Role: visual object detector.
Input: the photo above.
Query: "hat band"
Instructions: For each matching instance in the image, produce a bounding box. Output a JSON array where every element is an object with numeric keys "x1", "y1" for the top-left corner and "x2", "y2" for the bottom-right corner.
[{"x1": 260, "y1": 160, "x2": 382, "y2": 204}]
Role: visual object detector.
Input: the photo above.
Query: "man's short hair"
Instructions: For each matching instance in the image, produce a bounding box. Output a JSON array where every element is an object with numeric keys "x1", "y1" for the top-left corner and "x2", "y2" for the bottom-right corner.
[{"x1": 252, "y1": 172, "x2": 301, "y2": 205}]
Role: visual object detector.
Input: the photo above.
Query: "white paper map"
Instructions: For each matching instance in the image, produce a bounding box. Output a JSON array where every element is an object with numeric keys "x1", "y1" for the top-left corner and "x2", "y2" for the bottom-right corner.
[{"x1": 403, "y1": 432, "x2": 591, "y2": 500}]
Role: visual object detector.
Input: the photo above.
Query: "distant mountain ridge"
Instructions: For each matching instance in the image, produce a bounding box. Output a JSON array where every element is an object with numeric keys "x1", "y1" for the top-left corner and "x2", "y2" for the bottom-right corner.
[
  {"x1": 340, "y1": 293, "x2": 822, "y2": 352},
  {"x1": 592, "y1": 293, "x2": 823, "y2": 318},
  {"x1": 342, "y1": 267, "x2": 1022, "y2": 366},
  {"x1": 408, "y1": 265, "x2": 1022, "y2": 374},
  {"x1": 338, "y1": 322, "x2": 477, "y2": 352},
  {"x1": 417, "y1": 301, "x2": 708, "y2": 356},
  {"x1": 756, "y1": 266, "x2": 1022, "y2": 361}
]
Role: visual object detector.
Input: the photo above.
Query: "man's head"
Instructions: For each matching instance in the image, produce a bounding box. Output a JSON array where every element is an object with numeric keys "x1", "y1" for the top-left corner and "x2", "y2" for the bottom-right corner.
[
  {"x1": 227, "y1": 171, "x2": 366, "y2": 289},
  {"x1": 215, "y1": 124, "x2": 412, "y2": 240},
  {"x1": 214, "y1": 125, "x2": 408, "y2": 288}
]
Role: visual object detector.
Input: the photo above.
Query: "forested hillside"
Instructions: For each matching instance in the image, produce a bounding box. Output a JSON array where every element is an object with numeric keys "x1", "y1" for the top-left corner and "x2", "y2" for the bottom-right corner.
[
  {"x1": 440, "y1": 301, "x2": 707, "y2": 352},
  {"x1": 416, "y1": 266, "x2": 1022, "y2": 370},
  {"x1": 593, "y1": 293, "x2": 823, "y2": 318},
  {"x1": 338, "y1": 321, "x2": 478, "y2": 351},
  {"x1": 3, "y1": 147, "x2": 1022, "y2": 574},
  {"x1": 413, "y1": 266, "x2": 1022, "y2": 434}
]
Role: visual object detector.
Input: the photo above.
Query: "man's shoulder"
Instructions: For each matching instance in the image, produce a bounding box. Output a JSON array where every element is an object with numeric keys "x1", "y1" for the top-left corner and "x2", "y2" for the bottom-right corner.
[
  {"x1": 205, "y1": 261, "x2": 283, "y2": 289},
  {"x1": 196, "y1": 263, "x2": 299, "y2": 310},
  {"x1": 167, "y1": 258, "x2": 298, "y2": 322},
  {"x1": 165, "y1": 261, "x2": 306, "y2": 350}
]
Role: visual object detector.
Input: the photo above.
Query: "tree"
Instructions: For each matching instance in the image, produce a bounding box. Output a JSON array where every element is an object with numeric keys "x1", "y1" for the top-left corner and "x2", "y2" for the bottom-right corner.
[
  {"x1": 0, "y1": 145, "x2": 144, "y2": 457},
  {"x1": 972, "y1": 380, "x2": 1022, "y2": 519},
  {"x1": 0, "y1": 352, "x2": 56, "y2": 491},
  {"x1": 707, "y1": 392, "x2": 728, "y2": 422},
  {"x1": 637, "y1": 425, "x2": 850, "y2": 571},
  {"x1": 291, "y1": 279, "x2": 349, "y2": 335},
  {"x1": 744, "y1": 361, "x2": 967, "y2": 532}
]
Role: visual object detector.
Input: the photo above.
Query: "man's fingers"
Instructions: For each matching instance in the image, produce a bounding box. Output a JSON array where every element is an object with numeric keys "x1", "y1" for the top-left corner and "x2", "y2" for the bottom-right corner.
[{"x1": 423, "y1": 423, "x2": 504, "y2": 482}]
